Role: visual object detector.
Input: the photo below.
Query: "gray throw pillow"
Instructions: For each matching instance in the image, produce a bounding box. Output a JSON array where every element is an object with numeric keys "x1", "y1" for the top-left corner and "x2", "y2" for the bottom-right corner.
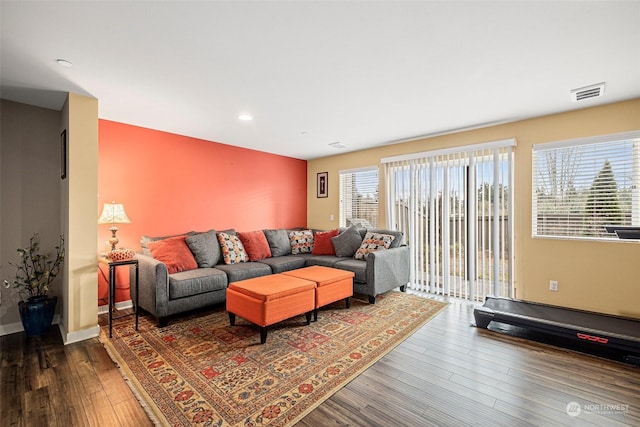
[
  {"x1": 186, "y1": 230, "x2": 220, "y2": 267},
  {"x1": 264, "y1": 229, "x2": 292, "y2": 257},
  {"x1": 332, "y1": 225, "x2": 364, "y2": 257}
]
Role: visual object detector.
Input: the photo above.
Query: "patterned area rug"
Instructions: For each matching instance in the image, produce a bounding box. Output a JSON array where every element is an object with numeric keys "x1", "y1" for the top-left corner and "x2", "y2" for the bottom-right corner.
[{"x1": 100, "y1": 291, "x2": 448, "y2": 426}]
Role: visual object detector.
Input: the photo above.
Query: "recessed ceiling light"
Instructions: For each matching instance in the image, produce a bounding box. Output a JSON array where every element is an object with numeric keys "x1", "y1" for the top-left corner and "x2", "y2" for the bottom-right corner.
[
  {"x1": 238, "y1": 114, "x2": 253, "y2": 121},
  {"x1": 329, "y1": 142, "x2": 347, "y2": 149},
  {"x1": 56, "y1": 59, "x2": 73, "y2": 67}
]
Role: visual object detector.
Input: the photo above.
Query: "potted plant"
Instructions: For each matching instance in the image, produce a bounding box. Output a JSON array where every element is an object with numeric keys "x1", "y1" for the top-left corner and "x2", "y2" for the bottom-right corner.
[{"x1": 3, "y1": 233, "x2": 65, "y2": 336}]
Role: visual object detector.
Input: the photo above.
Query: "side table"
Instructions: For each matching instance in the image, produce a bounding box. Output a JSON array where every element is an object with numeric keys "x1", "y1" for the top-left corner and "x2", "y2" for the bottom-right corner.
[{"x1": 98, "y1": 257, "x2": 139, "y2": 338}]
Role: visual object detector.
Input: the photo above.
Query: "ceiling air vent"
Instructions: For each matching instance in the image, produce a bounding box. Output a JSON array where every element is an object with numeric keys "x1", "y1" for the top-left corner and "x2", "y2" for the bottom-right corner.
[
  {"x1": 329, "y1": 141, "x2": 347, "y2": 149},
  {"x1": 571, "y1": 82, "x2": 605, "y2": 102}
]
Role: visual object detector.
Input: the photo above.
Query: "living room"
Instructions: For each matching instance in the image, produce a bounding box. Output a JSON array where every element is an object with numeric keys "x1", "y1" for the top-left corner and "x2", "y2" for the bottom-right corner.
[{"x1": 1, "y1": 2, "x2": 639, "y2": 426}]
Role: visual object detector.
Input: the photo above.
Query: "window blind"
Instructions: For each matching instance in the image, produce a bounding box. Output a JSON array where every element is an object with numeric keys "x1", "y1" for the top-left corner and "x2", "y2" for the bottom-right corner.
[
  {"x1": 532, "y1": 131, "x2": 640, "y2": 239},
  {"x1": 339, "y1": 167, "x2": 379, "y2": 228},
  {"x1": 384, "y1": 140, "x2": 515, "y2": 302}
]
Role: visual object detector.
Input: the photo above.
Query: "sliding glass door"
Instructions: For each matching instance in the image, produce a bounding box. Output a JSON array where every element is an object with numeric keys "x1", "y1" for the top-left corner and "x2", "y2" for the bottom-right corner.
[{"x1": 383, "y1": 140, "x2": 515, "y2": 302}]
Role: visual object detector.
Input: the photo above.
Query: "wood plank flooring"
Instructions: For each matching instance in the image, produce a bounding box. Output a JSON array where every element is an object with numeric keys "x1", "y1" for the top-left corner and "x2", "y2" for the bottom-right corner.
[{"x1": 1, "y1": 293, "x2": 639, "y2": 426}]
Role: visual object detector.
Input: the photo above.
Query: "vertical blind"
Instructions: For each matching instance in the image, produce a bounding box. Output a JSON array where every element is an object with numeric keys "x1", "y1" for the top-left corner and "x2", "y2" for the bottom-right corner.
[
  {"x1": 532, "y1": 131, "x2": 640, "y2": 239},
  {"x1": 383, "y1": 140, "x2": 515, "y2": 302},
  {"x1": 339, "y1": 167, "x2": 379, "y2": 228}
]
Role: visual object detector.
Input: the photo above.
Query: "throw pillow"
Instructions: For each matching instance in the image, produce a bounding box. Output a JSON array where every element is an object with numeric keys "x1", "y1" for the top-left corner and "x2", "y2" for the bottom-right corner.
[
  {"x1": 331, "y1": 225, "x2": 364, "y2": 257},
  {"x1": 186, "y1": 230, "x2": 220, "y2": 267},
  {"x1": 148, "y1": 235, "x2": 198, "y2": 274},
  {"x1": 354, "y1": 232, "x2": 396, "y2": 260},
  {"x1": 289, "y1": 229, "x2": 314, "y2": 254},
  {"x1": 311, "y1": 229, "x2": 339, "y2": 255},
  {"x1": 263, "y1": 229, "x2": 292, "y2": 257},
  {"x1": 238, "y1": 230, "x2": 272, "y2": 261},
  {"x1": 217, "y1": 232, "x2": 248, "y2": 264},
  {"x1": 140, "y1": 231, "x2": 195, "y2": 256}
]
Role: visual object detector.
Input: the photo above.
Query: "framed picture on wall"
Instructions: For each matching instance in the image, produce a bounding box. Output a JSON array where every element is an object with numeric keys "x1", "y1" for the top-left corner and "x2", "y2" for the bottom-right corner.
[
  {"x1": 60, "y1": 129, "x2": 67, "y2": 180},
  {"x1": 317, "y1": 172, "x2": 328, "y2": 198}
]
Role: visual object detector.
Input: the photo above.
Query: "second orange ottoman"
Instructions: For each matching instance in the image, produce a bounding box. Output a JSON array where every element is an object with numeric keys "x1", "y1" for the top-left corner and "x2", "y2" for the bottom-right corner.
[
  {"x1": 282, "y1": 266, "x2": 354, "y2": 321},
  {"x1": 226, "y1": 274, "x2": 316, "y2": 344}
]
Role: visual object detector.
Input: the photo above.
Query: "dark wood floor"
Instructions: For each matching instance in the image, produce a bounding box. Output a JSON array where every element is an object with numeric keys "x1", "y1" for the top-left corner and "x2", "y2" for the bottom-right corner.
[{"x1": 2, "y1": 294, "x2": 639, "y2": 426}]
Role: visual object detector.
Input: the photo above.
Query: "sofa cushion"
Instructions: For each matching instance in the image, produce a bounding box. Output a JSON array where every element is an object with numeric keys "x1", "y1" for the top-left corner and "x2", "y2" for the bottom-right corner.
[
  {"x1": 215, "y1": 262, "x2": 272, "y2": 283},
  {"x1": 354, "y1": 232, "x2": 395, "y2": 260},
  {"x1": 168, "y1": 268, "x2": 228, "y2": 300},
  {"x1": 289, "y1": 229, "x2": 314, "y2": 254},
  {"x1": 140, "y1": 231, "x2": 196, "y2": 256},
  {"x1": 263, "y1": 229, "x2": 292, "y2": 257},
  {"x1": 217, "y1": 232, "x2": 248, "y2": 264},
  {"x1": 238, "y1": 230, "x2": 272, "y2": 261},
  {"x1": 186, "y1": 230, "x2": 220, "y2": 268},
  {"x1": 148, "y1": 235, "x2": 198, "y2": 274},
  {"x1": 312, "y1": 229, "x2": 339, "y2": 255},
  {"x1": 331, "y1": 225, "x2": 363, "y2": 257},
  {"x1": 257, "y1": 255, "x2": 306, "y2": 273},
  {"x1": 333, "y1": 258, "x2": 367, "y2": 283},
  {"x1": 302, "y1": 254, "x2": 344, "y2": 267}
]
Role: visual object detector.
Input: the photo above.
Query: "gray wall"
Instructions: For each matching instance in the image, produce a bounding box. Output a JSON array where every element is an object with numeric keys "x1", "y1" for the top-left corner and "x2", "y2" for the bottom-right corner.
[{"x1": 1, "y1": 99, "x2": 63, "y2": 329}]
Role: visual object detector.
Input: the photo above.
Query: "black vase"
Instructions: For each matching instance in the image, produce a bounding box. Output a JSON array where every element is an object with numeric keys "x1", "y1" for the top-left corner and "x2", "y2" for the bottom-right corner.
[{"x1": 18, "y1": 295, "x2": 58, "y2": 336}]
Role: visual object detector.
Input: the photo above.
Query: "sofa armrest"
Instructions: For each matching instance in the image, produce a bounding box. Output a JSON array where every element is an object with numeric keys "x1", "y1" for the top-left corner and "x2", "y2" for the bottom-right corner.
[
  {"x1": 366, "y1": 245, "x2": 410, "y2": 295},
  {"x1": 131, "y1": 253, "x2": 169, "y2": 318}
]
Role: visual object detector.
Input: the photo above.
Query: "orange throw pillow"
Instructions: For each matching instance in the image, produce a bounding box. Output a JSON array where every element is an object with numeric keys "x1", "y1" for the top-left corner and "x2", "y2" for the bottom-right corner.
[
  {"x1": 238, "y1": 230, "x2": 272, "y2": 261},
  {"x1": 312, "y1": 229, "x2": 339, "y2": 255},
  {"x1": 148, "y1": 235, "x2": 198, "y2": 273}
]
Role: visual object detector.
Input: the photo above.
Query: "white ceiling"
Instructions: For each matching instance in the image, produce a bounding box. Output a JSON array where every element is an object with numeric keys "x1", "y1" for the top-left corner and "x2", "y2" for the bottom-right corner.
[{"x1": 2, "y1": 1, "x2": 639, "y2": 160}]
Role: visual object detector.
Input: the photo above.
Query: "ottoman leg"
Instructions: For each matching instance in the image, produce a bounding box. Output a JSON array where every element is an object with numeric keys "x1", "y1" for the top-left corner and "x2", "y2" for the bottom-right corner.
[
  {"x1": 228, "y1": 312, "x2": 236, "y2": 326},
  {"x1": 305, "y1": 311, "x2": 312, "y2": 325},
  {"x1": 313, "y1": 309, "x2": 318, "y2": 322},
  {"x1": 345, "y1": 297, "x2": 351, "y2": 309},
  {"x1": 260, "y1": 327, "x2": 268, "y2": 344}
]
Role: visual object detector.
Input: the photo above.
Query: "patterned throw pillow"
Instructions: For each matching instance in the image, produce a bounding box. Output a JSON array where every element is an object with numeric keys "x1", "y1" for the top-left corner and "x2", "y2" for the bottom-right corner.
[
  {"x1": 289, "y1": 230, "x2": 314, "y2": 254},
  {"x1": 354, "y1": 232, "x2": 396, "y2": 260},
  {"x1": 217, "y1": 232, "x2": 248, "y2": 264}
]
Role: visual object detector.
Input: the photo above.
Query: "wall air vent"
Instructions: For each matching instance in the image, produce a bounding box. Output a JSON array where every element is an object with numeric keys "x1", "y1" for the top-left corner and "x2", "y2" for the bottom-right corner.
[
  {"x1": 571, "y1": 82, "x2": 605, "y2": 102},
  {"x1": 329, "y1": 141, "x2": 347, "y2": 149}
]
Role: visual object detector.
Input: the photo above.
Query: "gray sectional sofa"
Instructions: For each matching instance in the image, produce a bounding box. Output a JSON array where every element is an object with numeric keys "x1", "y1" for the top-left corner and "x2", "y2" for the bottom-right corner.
[{"x1": 131, "y1": 226, "x2": 409, "y2": 326}]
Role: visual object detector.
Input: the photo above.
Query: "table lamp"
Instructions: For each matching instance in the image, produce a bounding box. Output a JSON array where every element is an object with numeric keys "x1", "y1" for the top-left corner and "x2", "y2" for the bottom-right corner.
[{"x1": 98, "y1": 201, "x2": 131, "y2": 252}]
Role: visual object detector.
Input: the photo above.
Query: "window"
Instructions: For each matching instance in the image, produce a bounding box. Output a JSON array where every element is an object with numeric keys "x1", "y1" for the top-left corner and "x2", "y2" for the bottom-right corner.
[
  {"x1": 339, "y1": 167, "x2": 379, "y2": 228},
  {"x1": 532, "y1": 131, "x2": 640, "y2": 239}
]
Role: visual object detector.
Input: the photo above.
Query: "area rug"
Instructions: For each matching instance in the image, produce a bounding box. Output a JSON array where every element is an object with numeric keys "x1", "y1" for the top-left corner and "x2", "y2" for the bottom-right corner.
[{"x1": 100, "y1": 291, "x2": 448, "y2": 426}]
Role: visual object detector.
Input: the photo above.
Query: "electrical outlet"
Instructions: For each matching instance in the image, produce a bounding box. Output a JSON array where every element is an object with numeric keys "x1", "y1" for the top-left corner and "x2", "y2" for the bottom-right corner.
[
  {"x1": 330, "y1": 214, "x2": 334, "y2": 221},
  {"x1": 549, "y1": 280, "x2": 559, "y2": 291}
]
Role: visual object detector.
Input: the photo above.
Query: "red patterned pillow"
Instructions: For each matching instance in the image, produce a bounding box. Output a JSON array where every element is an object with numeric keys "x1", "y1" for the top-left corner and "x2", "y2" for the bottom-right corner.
[
  {"x1": 311, "y1": 229, "x2": 339, "y2": 255},
  {"x1": 238, "y1": 230, "x2": 272, "y2": 261},
  {"x1": 354, "y1": 232, "x2": 395, "y2": 260},
  {"x1": 217, "y1": 232, "x2": 248, "y2": 264},
  {"x1": 148, "y1": 235, "x2": 198, "y2": 273},
  {"x1": 289, "y1": 230, "x2": 314, "y2": 254}
]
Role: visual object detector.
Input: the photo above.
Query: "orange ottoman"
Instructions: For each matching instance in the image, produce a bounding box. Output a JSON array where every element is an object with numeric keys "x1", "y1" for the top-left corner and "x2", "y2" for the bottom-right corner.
[
  {"x1": 226, "y1": 274, "x2": 316, "y2": 344},
  {"x1": 282, "y1": 266, "x2": 354, "y2": 321}
]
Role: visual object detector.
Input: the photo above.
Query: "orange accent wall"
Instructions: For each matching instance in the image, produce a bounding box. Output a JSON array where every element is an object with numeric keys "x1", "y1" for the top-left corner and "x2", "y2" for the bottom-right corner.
[{"x1": 97, "y1": 120, "x2": 307, "y2": 304}]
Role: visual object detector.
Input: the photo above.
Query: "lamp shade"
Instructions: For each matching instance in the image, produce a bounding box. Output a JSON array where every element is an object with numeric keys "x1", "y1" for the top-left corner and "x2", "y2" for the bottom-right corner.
[{"x1": 98, "y1": 202, "x2": 131, "y2": 224}]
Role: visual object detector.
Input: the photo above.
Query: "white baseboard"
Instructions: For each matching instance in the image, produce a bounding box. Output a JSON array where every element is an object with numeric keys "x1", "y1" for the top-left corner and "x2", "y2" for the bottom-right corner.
[
  {"x1": 0, "y1": 313, "x2": 62, "y2": 337},
  {"x1": 59, "y1": 321, "x2": 100, "y2": 345},
  {"x1": 98, "y1": 299, "x2": 133, "y2": 314}
]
